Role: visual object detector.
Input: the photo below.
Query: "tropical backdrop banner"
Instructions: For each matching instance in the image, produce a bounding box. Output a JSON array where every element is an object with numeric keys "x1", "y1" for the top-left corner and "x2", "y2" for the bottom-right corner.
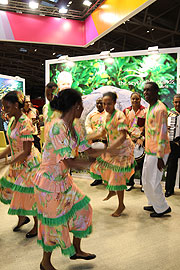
[
  {"x1": 50, "y1": 53, "x2": 177, "y2": 109},
  {"x1": 0, "y1": 77, "x2": 24, "y2": 100}
]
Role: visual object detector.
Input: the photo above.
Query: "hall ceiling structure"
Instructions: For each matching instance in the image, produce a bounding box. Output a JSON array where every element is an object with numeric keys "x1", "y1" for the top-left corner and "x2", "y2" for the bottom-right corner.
[
  {"x1": 0, "y1": 0, "x2": 180, "y2": 98},
  {"x1": 0, "y1": 0, "x2": 104, "y2": 20}
]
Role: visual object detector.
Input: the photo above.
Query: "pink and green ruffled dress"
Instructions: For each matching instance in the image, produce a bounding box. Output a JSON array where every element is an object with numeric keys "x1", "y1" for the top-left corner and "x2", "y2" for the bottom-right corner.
[
  {"x1": 33, "y1": 117, "x2": 92, "y2": 257},
  {"x1": 90, "y1": 110, "x2": 135, "y2": 190},
  {"x1": 0, "y1": 114, "x2": 41, "y2": 217}
]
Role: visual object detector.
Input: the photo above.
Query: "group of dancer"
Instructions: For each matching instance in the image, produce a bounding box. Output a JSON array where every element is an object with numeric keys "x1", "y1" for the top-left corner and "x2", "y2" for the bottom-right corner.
[{"x1": 0, "y1": 81, "x2": 172, "y2": 270}]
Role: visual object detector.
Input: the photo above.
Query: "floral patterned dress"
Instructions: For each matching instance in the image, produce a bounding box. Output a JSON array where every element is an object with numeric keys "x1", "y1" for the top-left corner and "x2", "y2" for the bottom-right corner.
[
  {"x1": 33, "y1": 117, "x2": 92, "y2": 257},
  {"x1": 0, "y1": 114, "x2": 41, "y2": 216},
  {"x1": 90, "y1": 110, "x2": 135, "y2": 190}
]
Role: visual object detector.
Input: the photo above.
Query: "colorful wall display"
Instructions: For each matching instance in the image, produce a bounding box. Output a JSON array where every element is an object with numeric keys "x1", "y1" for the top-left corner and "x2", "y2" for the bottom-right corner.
[
  {"x1": 0, "y1": 75, "x2": 25, "y2": 99},
  {"x1": 85, "y1": 0, "x2": 157, "y2": 46},
  {"x1": 0, "y1": 0, "x2": 156, "y2": 46},
  {"x1": 48, "y1": 51, "x2": 177, "y2": 109},
  {"x1": 0, "y1": 74, "x2": 25, "y2": 132}
]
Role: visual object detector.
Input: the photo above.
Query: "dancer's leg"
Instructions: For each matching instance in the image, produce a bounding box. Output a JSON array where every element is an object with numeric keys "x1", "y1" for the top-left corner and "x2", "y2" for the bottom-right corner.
[
  {"x1": 40, "y1": 251, "x2": 56, "y2": 270},
  {"x1": 26, "y1": 216, "x2": 38, "y2": 235},
  {"x1": 103, "y1": 190, "x2": 116, "y2": 201},
  {"x1": 112, "y1": 190, "x2": 125, "y2": 217},
  {"x1": 73, "y1": 237, "x2": 95, "y2": 257}
]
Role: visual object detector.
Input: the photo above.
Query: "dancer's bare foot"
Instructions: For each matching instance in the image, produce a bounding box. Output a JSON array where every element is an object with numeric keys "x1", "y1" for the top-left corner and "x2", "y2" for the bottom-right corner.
[
  {"x1": 111, "y1": 205, "x2": 125, "y2": 217},
  {"x1": 103, "y1": 191, "x2": 116, "y2": 201},
  {"x1": 40, "y1": 261, "x2": 57, "y2": 270}
]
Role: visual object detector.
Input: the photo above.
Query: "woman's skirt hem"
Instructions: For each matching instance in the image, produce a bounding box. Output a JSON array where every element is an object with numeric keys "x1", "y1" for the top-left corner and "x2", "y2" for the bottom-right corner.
[
  {"x1": 0, "y1": 196, "x2": 11, "y2": 205},
  {"x1": 0, "y1": 177, "x2": 14, "y2": 189},
  {"x1": 37, "y1": 195, "x2": 90, "y2": 226},
  {"x1": 71, "y1": 225, "x2": 92, "y2": 238},
  {"x1": 13, "y1": 184, "x2": 34, "y2": 194},
  {"x1": 96, "y1": 157, "x2": 136, "y2": 173},
  {"x1": 89, "y1": 172, "x2": 102, "y2": 180},
  {"x1": 8, "y1": 208, "x2": 36, "y2": 216},
  {"x1": 37, "y1": 239, "x2": 76, "y2": 257}
]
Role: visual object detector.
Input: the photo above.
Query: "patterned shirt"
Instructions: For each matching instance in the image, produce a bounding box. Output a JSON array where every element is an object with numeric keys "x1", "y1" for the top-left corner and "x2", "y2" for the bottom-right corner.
[
  {"x1": 23, "y1": 107, "x2": 40, "y2": 135},
  {"x1": 85, "y1": 110, "x2": 106, "y2": 140},
  {"x1": 145, "y1": 100, "x2": 170, "y2": 158},
  {"x1": 123, "y1": 105, "x2": 146, "y2": 140}
]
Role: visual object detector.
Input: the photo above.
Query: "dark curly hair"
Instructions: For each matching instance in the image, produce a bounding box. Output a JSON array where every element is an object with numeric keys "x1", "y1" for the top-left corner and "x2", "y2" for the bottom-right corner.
[
  {"x1": 50, "y1": 88, "x2": 82, "y2": 113},
  {"x1": 2, "y1": 90, "x2": 25, "y2": 109},
  {"x1": 103, "y1": 91, "x2": 117, "y2": 102},
  {"x1": 145, "y1": 81, "x2": 159, "y2": 93}
]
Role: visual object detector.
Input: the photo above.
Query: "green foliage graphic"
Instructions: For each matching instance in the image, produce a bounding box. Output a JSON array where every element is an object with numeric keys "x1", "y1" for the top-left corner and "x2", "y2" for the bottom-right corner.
[{"x1": 50, "y1": 53, "x2": 177, "y2": 108}]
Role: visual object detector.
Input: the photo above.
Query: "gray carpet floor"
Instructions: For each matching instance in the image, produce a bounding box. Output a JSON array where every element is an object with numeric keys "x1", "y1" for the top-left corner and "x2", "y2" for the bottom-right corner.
[{"x1": 0, "y1": 171, "x2": 180, "y2": 270}]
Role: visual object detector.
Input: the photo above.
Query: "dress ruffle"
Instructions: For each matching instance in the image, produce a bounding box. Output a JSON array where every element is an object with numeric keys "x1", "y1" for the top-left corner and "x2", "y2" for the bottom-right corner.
[{"x1": 36, "y1": 195, "x2": 90, "y2": 226}]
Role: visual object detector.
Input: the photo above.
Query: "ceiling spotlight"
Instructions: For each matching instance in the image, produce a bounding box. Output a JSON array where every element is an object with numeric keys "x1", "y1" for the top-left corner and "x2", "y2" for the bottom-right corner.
[
  {"x1": 147, "y1": 30, "x2": 150, "y2": 33},
  {"x1": 83, "y1": 0, "x2": 92, "y2": 7},
  {"x1": 53, "y1": 52, "x2": 56, "y2": 55},
  {"x1": 151, "y1": 28, "x2": 155, "y2": 31},
  {"x1": 0, "y1": 0, "x2": 8, "y2": 4},
  {"x1": 59, "y1": 7, "x2": 68, "y2": 13},
  {"x1": 29, "y1": 1, "x2": 39, "y2": 9},
  {"x1": 68, "y1": 1, "x2": 72, "y2": 4},
  {"x1": 34, "y1": 49, "x2": 37, "y2": 52}
]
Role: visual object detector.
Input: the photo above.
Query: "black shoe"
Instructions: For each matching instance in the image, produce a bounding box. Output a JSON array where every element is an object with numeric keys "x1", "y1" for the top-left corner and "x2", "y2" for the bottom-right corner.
[
  {"x1": 150, "y1": 207, "x2": 171, "y2": 217},
  {"x1": 165, "y1": 191, "x2": 174, "y2": 197},
  {"x1": 13, "y1": 217, "x2": 30, "y2": 232},
  {"x1": 143, "y1": 206, "x2": 154, "y2": 212},
  {"x1": 126, "y1": 185, "x2": 134, "y2": 191},
  {"x1": 26, "y1": 232, "x2": 37, "y2": 238},
  {"x1": 90, "y1": 180, "x2": 102, "y2": 186},
  {"x1": 70, "y1": 254, "x2": 96, "y2": 260}
]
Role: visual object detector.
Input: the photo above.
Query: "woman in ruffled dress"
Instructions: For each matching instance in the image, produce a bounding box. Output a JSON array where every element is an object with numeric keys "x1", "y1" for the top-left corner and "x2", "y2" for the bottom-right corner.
[
  {"x1": 33, "y1": 89, "x2": 107, "y2": 270},
  {"x1": 90, "y1": 92, "x2": 135, "y2": 217},
  {"x1": 0, "y1": 91, "x2": 41, "y2": 238}
]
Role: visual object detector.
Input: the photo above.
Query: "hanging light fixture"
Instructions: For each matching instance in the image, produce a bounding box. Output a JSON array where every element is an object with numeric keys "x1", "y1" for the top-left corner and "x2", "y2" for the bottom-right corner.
[
  {"x1": 0, "y1": 0, "x2": 8, "y2": 4},
  {"x1": 29, "y1": 1, "x2": 39, "y2": 9}
]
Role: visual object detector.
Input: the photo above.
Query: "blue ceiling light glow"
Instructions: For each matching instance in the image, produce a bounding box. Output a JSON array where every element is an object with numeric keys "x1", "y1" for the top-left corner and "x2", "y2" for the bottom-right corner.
[{"x1": 19, "y1": 48, "x2": 28, "y2": 52}]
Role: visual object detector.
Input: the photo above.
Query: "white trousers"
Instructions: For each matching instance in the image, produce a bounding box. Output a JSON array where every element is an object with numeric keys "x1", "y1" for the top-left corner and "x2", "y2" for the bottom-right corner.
[{"x1": 142, "y1": 154, "x2": 169, "y2": 214}]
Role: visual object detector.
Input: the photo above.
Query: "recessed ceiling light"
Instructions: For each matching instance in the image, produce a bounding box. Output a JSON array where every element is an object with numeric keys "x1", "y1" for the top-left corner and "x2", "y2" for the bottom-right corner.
[
  {"x1": 29, "y1": 1, "x2": 39, "y2": 9},
  {"x1": 0, "y1": 0, "x2": 8, "y2": 4},
  {"x1": 34, "y1": 49, "x2": 37, "y2": 52},
  {"x1": 53, "y1": 52, "x2": 56, "y2": 55},
  {"x1": 19, "y1": 48, "x2": 27, "y2": 52},
  {"x1": 59, "y1": 7, "x2": 68, "y2": 13},
  {"x1": 147, "y1": 30, "x2": 150, "y2": 33},
  {"x1": 68, "y1": 1, "x2": 72, "y2": 4},
  {"x1": 83, "y1": 0, "x2": 92, "y2": 7}
]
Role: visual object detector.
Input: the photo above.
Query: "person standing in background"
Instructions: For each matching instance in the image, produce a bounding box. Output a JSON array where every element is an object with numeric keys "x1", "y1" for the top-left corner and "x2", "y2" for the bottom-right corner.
[
  {"x1": 43, "y1": 82, "x2": 58, "y2": 123},
  {"x1": 23, "y1": 95, "x2": 41, "y2": 152},
  {"x1": 165, "y1": 94, "x2": 180, "y2": 197},
  {"x1": 123, "y1": 92, "x2": 146, "y2": 192},
  {"x1": 142, "y1": 82, "x2": 171, "y2": 218},
  {"x1": 85, "y1": 97, "x2": 107, "y2": 186}
]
